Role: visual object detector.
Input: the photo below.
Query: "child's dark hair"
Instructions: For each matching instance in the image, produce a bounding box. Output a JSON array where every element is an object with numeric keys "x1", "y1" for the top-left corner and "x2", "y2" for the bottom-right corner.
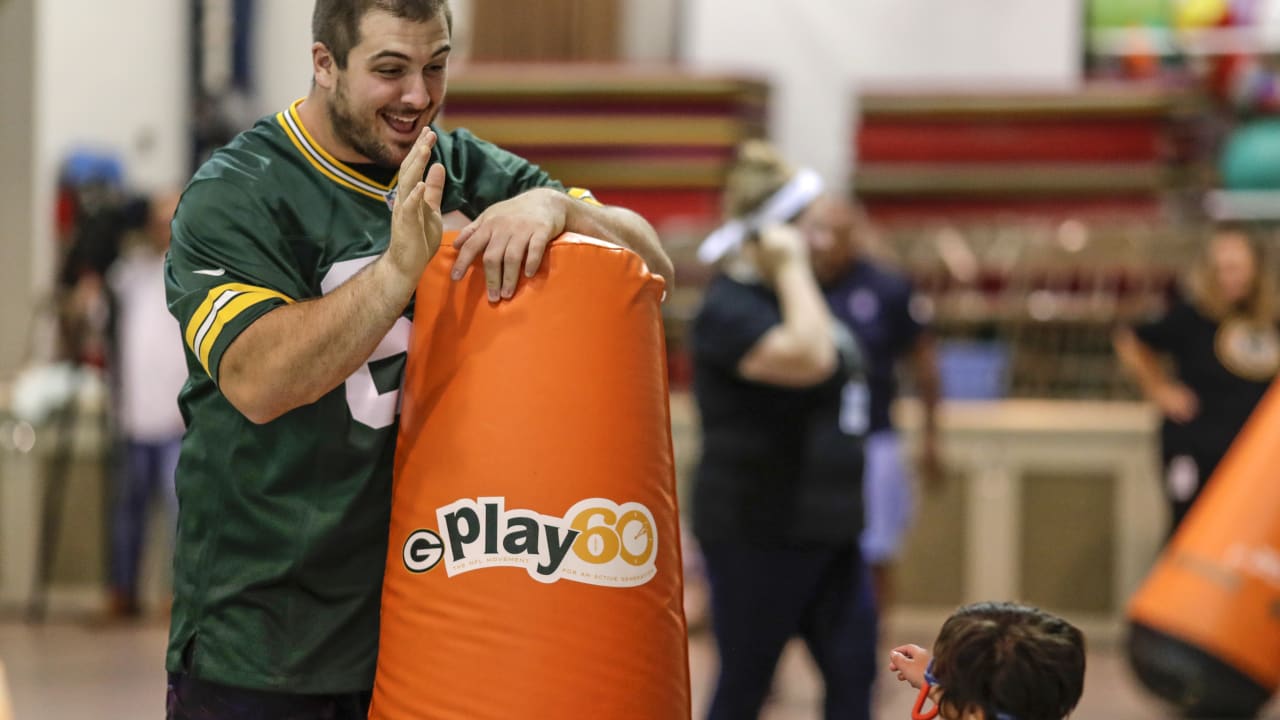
[{"x1": 931, "y1": 602, "x2": 1086, "y2": 720}]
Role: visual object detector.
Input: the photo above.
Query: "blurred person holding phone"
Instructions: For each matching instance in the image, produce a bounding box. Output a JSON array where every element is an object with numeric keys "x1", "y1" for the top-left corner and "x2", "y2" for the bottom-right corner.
[{"x1": 690, "y1": 141, "x2": 876, "y2": 720}]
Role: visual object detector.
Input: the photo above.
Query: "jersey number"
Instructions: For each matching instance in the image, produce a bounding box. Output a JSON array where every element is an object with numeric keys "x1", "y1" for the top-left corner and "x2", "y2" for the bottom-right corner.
[{"x1": 321, "y1": 257, "x2": 411, "y2": 430}]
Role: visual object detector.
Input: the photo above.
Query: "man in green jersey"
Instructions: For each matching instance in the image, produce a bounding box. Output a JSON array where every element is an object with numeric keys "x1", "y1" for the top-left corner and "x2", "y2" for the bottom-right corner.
[{"x1": 162, "y1": 1, "x2": 673, "y2": 717}]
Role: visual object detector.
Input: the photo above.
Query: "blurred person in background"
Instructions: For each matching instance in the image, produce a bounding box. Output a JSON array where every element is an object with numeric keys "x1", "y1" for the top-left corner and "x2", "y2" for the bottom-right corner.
[
  {"x1": 102, "y1": 192, "x2": 187, "y2": 620},
  {"x1": 1114, "y1": 224, "x2": 1279, "y2": 536},
  {"x1": 691, "y1": 141, "x2": 876, "y2": 720},
  {"x1": 161, "y1": 0, "x2": 670, "y2": 717},
  {"x1": 55, "y1": 154, "x2": 149, "y2": 370},
  {"x1": 798, "y1": 193, "x2": 941, "y2": 612}
]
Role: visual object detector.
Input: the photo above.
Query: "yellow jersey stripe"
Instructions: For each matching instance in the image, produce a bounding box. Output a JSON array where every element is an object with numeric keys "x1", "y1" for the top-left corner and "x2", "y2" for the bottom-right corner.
[
  {"x1": 186, "y1": 283, "x2": 266, "y2": 351},
  {"x1": 568, "y1": 187, "x2": 603, "y2": 207},
  {"x1": 185, "y1": 283, "x2": 294, "y2": 374},
  {"x1": 196, "y1": 290, "x2": 292, "y2": 374}
]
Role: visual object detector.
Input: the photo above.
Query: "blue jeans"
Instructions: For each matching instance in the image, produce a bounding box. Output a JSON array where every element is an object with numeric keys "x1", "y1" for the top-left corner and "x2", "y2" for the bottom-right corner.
[
  {"x1": 700, "y1": 542, "x2": 878, "y2": 720},
  {"x1": 110, "y1": 437, "x2": 181, "y2": 601},
  {"x1": 860, "y1": 430, "x2": 914, "y2": 565}
]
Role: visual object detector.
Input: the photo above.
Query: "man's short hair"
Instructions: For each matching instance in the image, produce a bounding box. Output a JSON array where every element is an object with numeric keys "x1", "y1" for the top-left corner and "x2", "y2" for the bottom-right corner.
[
  {"x1": 313, "y1": 0, "x2": 452, "y2": 69},
  {"x1": 932, "y1": 602, "x2": 1086, "y2": 720}
]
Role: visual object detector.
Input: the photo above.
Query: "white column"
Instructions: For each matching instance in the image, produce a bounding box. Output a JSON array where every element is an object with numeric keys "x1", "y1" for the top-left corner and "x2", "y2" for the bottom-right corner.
[
  {"x1": 965, "y1": 456, "x2": 1020, "y2": 602},
  {"x1": 1115, "y1": 453, "x2": 1166, "y2": 610},
  {"x1": 0, "y1": 0, "x2": 37, "y2": 376}
]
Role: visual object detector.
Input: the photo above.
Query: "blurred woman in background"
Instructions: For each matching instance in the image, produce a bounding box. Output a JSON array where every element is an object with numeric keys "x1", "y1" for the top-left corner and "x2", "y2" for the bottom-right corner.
[
  {"x1": 690, "y1": 141, "x2": 877, "y2": 720},
  {"x1": 1114, "y1": 224, "x2": 1279, "y2": 535}
]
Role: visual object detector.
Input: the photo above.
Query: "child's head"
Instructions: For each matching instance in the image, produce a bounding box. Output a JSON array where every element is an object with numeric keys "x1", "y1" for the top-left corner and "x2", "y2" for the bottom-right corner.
[{"x1": 930, "y1": 602, "x2": 1086, "y2": 720}]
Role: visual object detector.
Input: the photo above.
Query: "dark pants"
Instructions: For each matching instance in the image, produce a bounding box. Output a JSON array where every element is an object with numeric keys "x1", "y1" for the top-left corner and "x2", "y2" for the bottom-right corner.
[
  {"x1": 166, "y1": 673, "x2": 371, "y2": 720},
  {"x1": 700, "y1": 541, "x2": 878, "y2": 720},
  {"x1": 111, "y1": 438, "x2": 180, "y2": 602}
]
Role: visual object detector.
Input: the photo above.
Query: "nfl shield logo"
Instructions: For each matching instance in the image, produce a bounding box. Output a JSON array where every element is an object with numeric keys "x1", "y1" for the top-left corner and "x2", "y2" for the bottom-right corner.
[{"x1": 385, "y1": 188, "x2": 397, "y2": 211}]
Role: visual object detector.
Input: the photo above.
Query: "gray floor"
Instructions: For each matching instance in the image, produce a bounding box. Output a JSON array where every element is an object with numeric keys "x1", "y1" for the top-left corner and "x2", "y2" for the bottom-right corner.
[{"x1": 4, "y1": 613, "x2": 1272, "y2": 719}]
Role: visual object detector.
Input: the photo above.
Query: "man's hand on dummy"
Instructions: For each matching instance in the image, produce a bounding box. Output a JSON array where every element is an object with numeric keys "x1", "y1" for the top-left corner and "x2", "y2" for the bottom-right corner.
[
  {"x1": 449, "y1": 187, "x2": 567, "y2": 302},
  {"x1": 888, "y1": 643, "x2": 932, "y2": 689}
]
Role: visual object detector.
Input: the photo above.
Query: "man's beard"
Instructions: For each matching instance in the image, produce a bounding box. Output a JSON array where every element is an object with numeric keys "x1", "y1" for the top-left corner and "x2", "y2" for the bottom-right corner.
[{"x1": 327, "y1": 76, "x2": 400, "y2": 168}]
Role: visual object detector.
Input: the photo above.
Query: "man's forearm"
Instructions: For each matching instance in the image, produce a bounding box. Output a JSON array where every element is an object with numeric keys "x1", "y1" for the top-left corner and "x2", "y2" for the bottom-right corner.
[
  {"x1": 217, "y1": 257, "x2": 415, "y2": 423},
  {"x1": 559, "y1": 192, "x2": 675, "y2": 290}
]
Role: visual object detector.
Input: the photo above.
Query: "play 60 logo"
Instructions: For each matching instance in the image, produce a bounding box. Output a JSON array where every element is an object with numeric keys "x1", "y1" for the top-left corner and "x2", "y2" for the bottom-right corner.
[{"x1": 402, "y1": 497, "x2": 658, "y2": 587}]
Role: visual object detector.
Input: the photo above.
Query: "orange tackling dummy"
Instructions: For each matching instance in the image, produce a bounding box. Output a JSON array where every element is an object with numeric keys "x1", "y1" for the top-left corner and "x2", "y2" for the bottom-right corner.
[{"x1": 369, "y1": 233, "x2": 692, "y2": 719}]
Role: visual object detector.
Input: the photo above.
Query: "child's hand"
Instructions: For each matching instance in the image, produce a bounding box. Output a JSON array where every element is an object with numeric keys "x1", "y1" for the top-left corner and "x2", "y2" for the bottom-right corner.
[{"x1": 888, "y1": 644, "x2": 932, "y2": 689}]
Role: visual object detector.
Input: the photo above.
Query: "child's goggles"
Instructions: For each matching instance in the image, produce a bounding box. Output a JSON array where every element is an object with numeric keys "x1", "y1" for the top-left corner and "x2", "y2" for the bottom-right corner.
[{"x1": 911, "y1": 659, "x2": 1017, "y2": 720}]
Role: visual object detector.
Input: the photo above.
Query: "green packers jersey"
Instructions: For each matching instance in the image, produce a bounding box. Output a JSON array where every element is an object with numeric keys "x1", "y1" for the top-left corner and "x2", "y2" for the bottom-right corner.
[{"x1": 164, "y1": 99, "x2": 587, "y2": 692}]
